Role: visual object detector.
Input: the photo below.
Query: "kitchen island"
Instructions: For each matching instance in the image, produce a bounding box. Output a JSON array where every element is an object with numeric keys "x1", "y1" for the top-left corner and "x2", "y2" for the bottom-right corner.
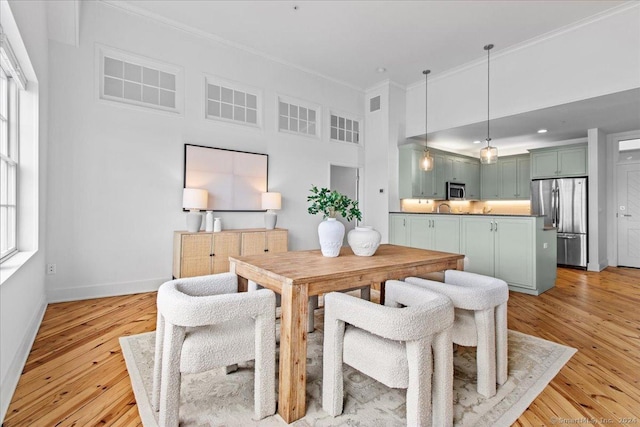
[{"x1": 389, "y1": 212, "x2": 557, "y2": 295}]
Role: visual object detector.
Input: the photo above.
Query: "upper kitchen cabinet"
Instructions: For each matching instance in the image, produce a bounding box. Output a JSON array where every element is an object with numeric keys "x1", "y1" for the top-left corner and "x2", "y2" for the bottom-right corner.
[
  {"x1": 399, "y1": 145, "x2": 428, "y2": 199},
  {"x1": 498, "y1": 155, "x2": 530, "y2": 200},
  {"x1": 446, "y1": 155, "x2": 481, "y2": 200},
  {"x1": 481, "y1": 154, "x2": 530, "y2": 200},
  {"x1": 530, "y1": 143, "x2": 587, "y2": 179},
  {"x1": 399, "y1": 145, "x2": 477, "y2": 200},
  {"x1": 481, "y1": 162, "x2": 499, "y2": 199}
]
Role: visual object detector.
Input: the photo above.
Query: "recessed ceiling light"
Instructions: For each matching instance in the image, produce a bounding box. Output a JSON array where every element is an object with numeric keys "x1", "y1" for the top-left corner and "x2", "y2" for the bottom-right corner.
[
  {"x1": 537, "y1": 129, "x2": 548, "y2": 134},
  {"x1": 376, "y1": 67, "x2": 387, "y2": 73},
  {"x1": 473, "y1": 140, "x2": 481, "y2": 144}
]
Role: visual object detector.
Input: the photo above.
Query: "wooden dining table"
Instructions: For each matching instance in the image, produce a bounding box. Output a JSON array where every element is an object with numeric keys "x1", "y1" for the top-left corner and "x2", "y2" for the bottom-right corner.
[{"x1": 228, "y1": 243, "x2": 465, "y2": 424}]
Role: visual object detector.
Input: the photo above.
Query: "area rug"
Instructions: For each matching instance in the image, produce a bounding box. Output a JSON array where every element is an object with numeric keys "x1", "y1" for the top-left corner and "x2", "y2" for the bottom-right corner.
[{"x1": 120, "y1": 327, "x2": 575, "y2": 426}]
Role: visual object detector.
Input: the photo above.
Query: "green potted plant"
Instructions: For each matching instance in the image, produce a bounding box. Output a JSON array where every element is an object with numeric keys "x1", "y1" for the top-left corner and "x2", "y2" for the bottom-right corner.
[{"x1": 307, "y1": 185, "x2": 363, "y2": 257}]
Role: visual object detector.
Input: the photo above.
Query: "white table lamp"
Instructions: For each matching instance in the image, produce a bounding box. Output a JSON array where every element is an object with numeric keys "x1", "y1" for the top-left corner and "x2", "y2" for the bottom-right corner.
[
  {"x1": 262, "y1": 192, "x2": 281, "y2": 230},
  {"x1": 183, "y1": 188, "x2": 208, "y2": 232}
]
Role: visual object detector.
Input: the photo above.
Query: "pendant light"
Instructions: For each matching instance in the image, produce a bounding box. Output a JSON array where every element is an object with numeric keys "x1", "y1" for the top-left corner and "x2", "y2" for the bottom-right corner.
[
  {"x1": 420, "y1": 69, "x2": 434, "y2": 171},
  {"x1": 480, "y1": 44, "x2": 498, "y2": 165}
]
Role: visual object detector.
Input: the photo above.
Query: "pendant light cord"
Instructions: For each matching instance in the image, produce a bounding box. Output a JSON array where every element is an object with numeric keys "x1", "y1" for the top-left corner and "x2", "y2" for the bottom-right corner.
[
  {"x1": 485, "y1": 44, "x2": 493, "y2": 145},
  {"x1": 423, "y1": 69, "x2": 430, "y2": 150}
]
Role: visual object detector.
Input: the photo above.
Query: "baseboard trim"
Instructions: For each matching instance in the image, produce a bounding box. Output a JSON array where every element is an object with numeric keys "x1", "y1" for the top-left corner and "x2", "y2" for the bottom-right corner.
[
  {"x1": 47, "y1": 277, "x2": 168, "y2": 303},
  {"x1": 0, "y1": 295, "x2": 47, "y2": 422}
]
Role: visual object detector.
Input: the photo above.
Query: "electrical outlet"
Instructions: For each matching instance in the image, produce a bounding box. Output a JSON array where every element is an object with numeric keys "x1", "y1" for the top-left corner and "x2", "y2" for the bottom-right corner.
[
  {"x1": 543, "y1": 243, "x2": 548, "y2": 249},
  {"x1": 47, "y1": 264, "x2": 56, "y2": 275}
]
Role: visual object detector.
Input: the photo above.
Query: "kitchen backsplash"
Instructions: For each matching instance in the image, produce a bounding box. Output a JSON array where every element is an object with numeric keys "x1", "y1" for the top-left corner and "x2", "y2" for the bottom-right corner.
[{"x1": 401, "y1": 199, "x2": 531, "y2": 215}]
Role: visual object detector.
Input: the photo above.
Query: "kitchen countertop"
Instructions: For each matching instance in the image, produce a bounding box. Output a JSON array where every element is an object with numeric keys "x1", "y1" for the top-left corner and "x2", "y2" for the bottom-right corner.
[{"x1": 389, "y1": 211, "x2": 544, "y2": 217}]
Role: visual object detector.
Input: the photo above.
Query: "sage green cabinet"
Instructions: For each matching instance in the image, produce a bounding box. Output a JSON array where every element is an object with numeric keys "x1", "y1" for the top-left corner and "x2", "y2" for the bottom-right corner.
[
  {"x1": 464, "y1": 160, "x2": 481, "y2": 200},
  {"x1": 428, "y1": 215, "x2": 461, "y2": 253},
  {"x1": 423, "y1": 152, "x2": 447, "y2": 199},
  {"x1": 481, "y1": 162, "x2": 499, "y2": 199},
  {"x1": 389, "y1": 214, "x2": 459, "y2": 252},
  {"x1": 481, "y1": 155, "x2": 530, "y2": 200},
  {"x1": 461, "y1": 216, "x2": 534, "y2": 289},
  {"x1": 391, "y1": 213, "x2": 556, "y2": 294},
  {"x1": 389, "y1": 214, "x2": 410, "y2": 246},
  {"x1": 498, "y1": 155, "x2": 530, "y2": 200},
  {"x1": 530, "y1": 144, "x2": 587, "y2": 179},
  {"x1": 399, "y1": 144, "x2": 479, "y2": 200},
  {"x1": 461, "y1": 216, "x2": 556, "y2": 293}
]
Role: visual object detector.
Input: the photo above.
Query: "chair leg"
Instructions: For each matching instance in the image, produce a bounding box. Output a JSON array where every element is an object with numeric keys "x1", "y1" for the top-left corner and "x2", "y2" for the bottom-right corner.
[
  {"x1": 495, "y1": 303, "x2": 508, "y2": 385},
  {"x1": 431, "y1": 329, "x2": 453, "y2": 426},
  {"x1": 475, "y1": 308, "x2": 497, "y2": 398},
  {"x1": 253, "y1": 312, "x2": 276, "y2": 419},
  {"x1": 322, "y1": 317, "x2": 346, "y2": 416},
  {"x1": 359, "y1": 286, "x2": 371, "y2": 301},
  {"x1": 405, "y1": 339, "x2": 433, "y2": 427},
  {"x1": 152, "y1": 312, "x2": 165, "y2": 412},
  {"x1": 159, "y1": 323, "x2": 186, "y2": 427},
  {"x1": 308, "y1": 295, "x2": 319, "y2": 333}
]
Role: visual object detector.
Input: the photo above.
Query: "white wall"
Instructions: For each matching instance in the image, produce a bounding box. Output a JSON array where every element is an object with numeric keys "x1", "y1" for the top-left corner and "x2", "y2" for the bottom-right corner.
[
  {"x1": 45, "y1": 1, "x2": 365, "y2": 301},
  {"x1": 0, "y1": 0, "x2": 48, "y2": 420},
  {"x1": 405, "y1": 3, "x2": 640, "y2": 137}
]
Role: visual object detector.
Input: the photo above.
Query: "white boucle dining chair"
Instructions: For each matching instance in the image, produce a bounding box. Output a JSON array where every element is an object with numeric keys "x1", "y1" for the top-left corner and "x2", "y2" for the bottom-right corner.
[
  {"x1": 406, "y1": 270, "x2": 509, "y2": 398},
  {"x1": 323, "y1": 280, "x2": 454, "y2": 427},
  {"x1": 152, "y1": 273, "x2": 276, "y2": 426}
]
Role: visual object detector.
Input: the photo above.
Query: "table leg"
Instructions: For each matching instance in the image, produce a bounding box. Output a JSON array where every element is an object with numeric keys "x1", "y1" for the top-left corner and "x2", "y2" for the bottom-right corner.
[
  {"x1": 278, "y1": 282, "x2": 309, "y2": 423},
  {"x1": 378, "y1": 281, "x2": 386, "y2": 305}
]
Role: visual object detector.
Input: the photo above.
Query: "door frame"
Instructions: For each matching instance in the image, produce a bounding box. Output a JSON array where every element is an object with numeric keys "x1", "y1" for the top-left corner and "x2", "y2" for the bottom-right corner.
[
  {"x1": 328, "y1": 162, "x2": 364, "y2": 224},
  {"x1": 607, "y1": 130, "x2": 640, "y2": 266}
]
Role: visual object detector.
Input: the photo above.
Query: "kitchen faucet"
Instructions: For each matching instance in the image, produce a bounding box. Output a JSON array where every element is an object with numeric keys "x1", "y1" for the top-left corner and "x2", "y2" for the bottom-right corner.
[{"x1": 437, "y1": 203, "x2": 451, "y2": 213}]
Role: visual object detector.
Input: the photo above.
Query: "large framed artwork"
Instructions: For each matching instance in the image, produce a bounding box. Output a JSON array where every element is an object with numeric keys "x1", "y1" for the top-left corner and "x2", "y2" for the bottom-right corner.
[{"x1": 183, "y1": 144, "x2": 268, "y2": 211}]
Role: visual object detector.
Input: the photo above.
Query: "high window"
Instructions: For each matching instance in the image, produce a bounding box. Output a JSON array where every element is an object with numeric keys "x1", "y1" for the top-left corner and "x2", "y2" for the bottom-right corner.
[
  {"x1": 330, "y1": 112, "x2": 361, "y2": 144},
  {"x1": 205, "y1": 77, "x2": 261, "y2": 127},
  {"x1": 278, "y1": 96, "x2": 319, "y2": 137},
  {"x1": 98, "y1": 46, "x2": 182, "y2": 114}
]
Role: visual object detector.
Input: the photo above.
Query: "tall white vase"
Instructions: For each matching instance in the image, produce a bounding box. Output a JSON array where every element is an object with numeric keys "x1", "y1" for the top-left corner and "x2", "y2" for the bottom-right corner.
[{"x1": 318, "y1": 218, "x2": 345, "y2": 257}]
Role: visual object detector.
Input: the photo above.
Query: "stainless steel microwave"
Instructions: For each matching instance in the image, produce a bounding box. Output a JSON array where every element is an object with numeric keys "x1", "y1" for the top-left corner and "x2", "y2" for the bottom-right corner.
[{"x1": 446, "y1": 182, "x2": 466, "y2": 200}]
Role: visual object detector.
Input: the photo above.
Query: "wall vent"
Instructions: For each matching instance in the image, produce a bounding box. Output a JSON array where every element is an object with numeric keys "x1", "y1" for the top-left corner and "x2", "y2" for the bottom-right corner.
[{"x1": 370, "y1": 95, "x2": 381, "y2": 112}]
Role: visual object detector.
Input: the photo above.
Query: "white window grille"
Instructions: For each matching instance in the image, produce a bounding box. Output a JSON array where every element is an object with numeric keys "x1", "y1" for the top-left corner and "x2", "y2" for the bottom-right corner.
[
  {"x1": 330, "y1": 113, "x2": 361, "y2": 144},
  {"x1": 0, "y1": 31, "x2": 23, "y2": 262},
  {"x1": 205, "y1": 77, "x2": 260, "y2": 127},
  {"x1": 98, "y1": 46, "x2": 182, "y2": 114},
  {"x1": 278, "y1": 97, "x2": 318, "y2": 137}
]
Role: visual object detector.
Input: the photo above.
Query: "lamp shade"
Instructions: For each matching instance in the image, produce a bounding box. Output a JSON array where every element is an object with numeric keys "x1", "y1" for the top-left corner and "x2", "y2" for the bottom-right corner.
[
  {"x1": 182, "y1": 188, "x2": 208, "y2": 210},
  {"x1": 261, "y1": 192, "x2": 282, "y2": 210}
]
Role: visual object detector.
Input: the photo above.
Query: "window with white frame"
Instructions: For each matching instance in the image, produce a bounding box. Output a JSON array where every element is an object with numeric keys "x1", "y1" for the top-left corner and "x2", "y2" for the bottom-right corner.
[
  {"x1": 0, "y1": 34, "x2": 23, "y2": 262},
  {"x1": 205, "y1": 77, "x2": 260, "y2": 126},
  {"x1": 278, "y1": 97, "x2": 318, "y2": 137},
  {"x1": 98, "y1": 46, "x2": 181, "y2": 113},
  {"x1": 330, "y1": 112, "x2": 361, "y2": 144}
]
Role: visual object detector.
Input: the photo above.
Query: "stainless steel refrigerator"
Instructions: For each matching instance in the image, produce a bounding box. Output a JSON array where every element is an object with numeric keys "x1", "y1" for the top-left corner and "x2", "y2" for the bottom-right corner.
[{"x1": 531, "y1": 178, "x2": 588, "y2": 268}]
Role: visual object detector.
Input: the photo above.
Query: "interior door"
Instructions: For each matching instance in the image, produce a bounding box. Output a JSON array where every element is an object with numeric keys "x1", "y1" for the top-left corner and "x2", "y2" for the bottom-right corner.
[
  {"x1": 617, "y1": 163, "x2": 640, "y2": 268},
  {"x1": 330, "y1": 165, "x2": 359, "y2": 245}
]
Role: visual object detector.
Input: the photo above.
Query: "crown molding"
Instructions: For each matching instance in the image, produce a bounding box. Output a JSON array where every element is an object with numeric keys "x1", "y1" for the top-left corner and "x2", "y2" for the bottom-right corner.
[
  {"x1": 99, "y1": 0, "x2": 366, "y2": 93},
  {"x1": 406, "y1": 1, "x2": 640, "y2": 91}
]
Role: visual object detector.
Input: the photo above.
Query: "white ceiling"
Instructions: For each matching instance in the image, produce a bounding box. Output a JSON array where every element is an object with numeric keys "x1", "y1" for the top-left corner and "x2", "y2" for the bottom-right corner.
[
  {"x1": 105, "y1": 0, "x2": 639, "y2": 151},
  {"x1": 119, "y1": 0, "x2": 626, "y2": 89}
]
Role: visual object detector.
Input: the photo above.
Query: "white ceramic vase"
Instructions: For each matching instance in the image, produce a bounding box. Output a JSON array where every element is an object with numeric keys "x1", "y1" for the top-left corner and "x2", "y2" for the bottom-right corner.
[
  {"x1": 347, "y1": 226, "x2": 381, "y2": 256},
  {"x1": 318, "y1": 218, "x2": 345, "y2": 257},
  {"x1": 213, "y1": 217, "x2": 222, "y2": 232},
  {"x1": 205, "y1": 211, "x2": 214, "y2": 232}
]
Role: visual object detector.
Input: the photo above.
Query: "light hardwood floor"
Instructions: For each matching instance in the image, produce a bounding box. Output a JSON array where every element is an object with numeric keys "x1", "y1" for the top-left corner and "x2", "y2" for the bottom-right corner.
[{"x1": 4, "y1": 267, "x2": 640, "y2": 426}]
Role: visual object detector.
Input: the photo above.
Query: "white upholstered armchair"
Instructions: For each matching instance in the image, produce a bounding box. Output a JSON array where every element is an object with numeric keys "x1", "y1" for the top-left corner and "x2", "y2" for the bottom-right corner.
[
  {"x1": 406, "y1": 270, "x2": 509, "y2": 398},
  {"x1": 322, "y1": 280, "x2": 454, "y2": 426},
  {"x1": 152, "y1": 272, "x2": 276, "y2": 426}
]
